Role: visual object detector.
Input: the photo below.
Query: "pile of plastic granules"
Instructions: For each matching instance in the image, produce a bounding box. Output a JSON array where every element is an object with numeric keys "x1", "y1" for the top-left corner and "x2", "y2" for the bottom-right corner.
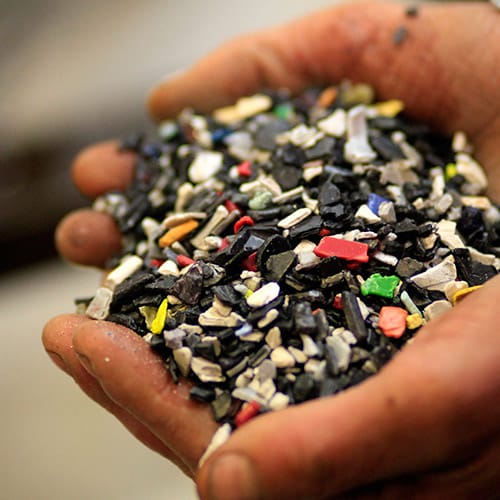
[{"x1": 77, "y1": 83, "x2": 500, "y2": 449}]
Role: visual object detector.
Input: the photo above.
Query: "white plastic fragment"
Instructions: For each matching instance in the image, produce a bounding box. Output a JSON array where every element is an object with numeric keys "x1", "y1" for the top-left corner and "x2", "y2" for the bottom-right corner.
[
  {"x1": 379, "y1": 160, "x2": 419, "y2": 185},
  {"x1": 276, "y1": 124, "x2": 324, "y2": 148},
  {"x1": 339, "y1": 329, "x2": 358, "y2": 345},
  {"x1": 257, "y1": 309, "x2": 279, "y2": 329},
  {"x1": 443, "y1": 280, "x2": 469, "y2": 302},
  {"x1": 344, "y1": 105, "x2": 377, "y2": 163},
  {"x1": 265, "y1": 327, "x2": 282, "y2": 348},
  {"x1": 410, "y1": 255, "x2": 457, "y2": 291},
  {"x1": 304, "y1": 359, "x2": 326, "y2": 380},
  {"x1": 268, "y1": 392, "x2": 290, "y2": 411},
  {"x1": 174, "y1": 182, "x2": 194, "y2": 212},
  {"x1": 158, "y1": 120, "x2": 178, "y2": 140},
  {"x1": 326, "y1": 334, "x2": 351, "y2": 373},
  {"x1": 436, "y1": 220, "x2": 465, "y2": 249},
  {"x1": 272, "y1": 186, "x2": 304, "y2": 205},
  {"x1": 430, "y1": 167, "x2": 445, "y2": 198},
  {"x1": 199, "y1": 308, "x2": 244, "y2": 327},
  {"x1": 433, "y1": 193, "x2": 454, "y2": 215},
  {"x1": 188, "y1": 151, "x2": 224, "y2": 184},
  {"x1": 235, "y1": 369, "x2": 253, "y2": 388},
  {"x1": 423, "y1": 300, "x2": 452, "y2": 321},
  {"x1": 86, "y1": 287, "x2": 113, "y2": 320},
  {"x1": 373, "y1": 251, "x2": 398, "y2": 267},
  {"x1": 246, "y1": 282, "x2": 280, "y2": 308},
  {"x1": 468, "y1": 247, "x2": 496, "y2": 266},
  {"x1": 302, "y1": 165, "x2": 324, "y2": 182},
  {"x1": 456, "y1": 154, "x2": 488, "y2": 195},
  {"x1": 288, "y1": 346, "x2": 308, "y2": 364},
  {"x1": 239, "y1": 331, "x2": 265, "y2": 342},
  {"x1": 142, "y1": 217, "x2": 163, "y2": 241},
  {"x1": 278, "y1": 207, "x2": 312, "y2": 229},
  {"x1": 452, "y1": 131, "x2": 469, "y2": 153},
  {"x1": 301, "y1": 334, "x2": 320, "y2": 357},
  {"x1": 162, "y1": 211, "x2": 207, "y2": 228},
  {"x1": 378, "y1": 201, "x2": 397, "y2": 223},
  {"x1": 355, "y1": 204, "x2": 381, "y2": 223},
  {"x1": 190, "y1": 205, "x2": 230, "y2": 249},
  {"x1": 271, "y1": 346, "x2": 296, "y2": 368},
  {"x1": 461, "y1": 196, "x2": 492, "y2": 210},
  {"x1": 317, "y1": 109, "x2": 347, "y2": 137},
  {"x1": 191, "y1": 357, "x2": 225, "y2": 383},
  {"x1": 392, "y1": 132, "x2": 423, "y2": 168},
  {"x1": 231, "y1": 386, "x2": 266, "y2": 405},
  {"x1": 198, "y1": 423, "x2": 232, "y2": 467},
  {"x1": 104, "y1": 255, "x2": 143, "y2": 290},
  {"x1": 224, "y1": 130, "x2": 253, "y2": 159}
]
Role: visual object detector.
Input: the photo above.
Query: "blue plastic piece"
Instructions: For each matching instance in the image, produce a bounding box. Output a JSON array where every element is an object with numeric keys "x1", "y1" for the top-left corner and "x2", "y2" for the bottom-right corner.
[{"x1": 367, "y1": 193, "x2": 388, "y2": 215}]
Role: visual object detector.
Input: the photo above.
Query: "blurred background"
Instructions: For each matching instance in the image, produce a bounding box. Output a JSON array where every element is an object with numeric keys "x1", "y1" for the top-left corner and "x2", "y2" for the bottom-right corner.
[{"x1": 0, "y1": 1, "x2": 345, "y2": 498}]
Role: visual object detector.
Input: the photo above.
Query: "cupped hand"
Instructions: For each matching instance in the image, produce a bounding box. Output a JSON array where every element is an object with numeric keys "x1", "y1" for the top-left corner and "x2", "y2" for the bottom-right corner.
[{"x1": 43, "y1": 1, "x2": 500, "y2": 498}]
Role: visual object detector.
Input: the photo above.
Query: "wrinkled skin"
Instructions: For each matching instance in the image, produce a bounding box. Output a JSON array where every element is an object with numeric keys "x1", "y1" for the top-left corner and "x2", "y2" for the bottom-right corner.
[{"x1": 43, "y1": 2, "x2": 500, "y2": 498}]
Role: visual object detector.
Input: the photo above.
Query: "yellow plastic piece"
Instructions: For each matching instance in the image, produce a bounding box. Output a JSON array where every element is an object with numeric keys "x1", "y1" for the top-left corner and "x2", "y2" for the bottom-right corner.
[
  {"x1": 452, "y1": 285, "x2": 483, "y2": 305},
  {"x1": 372, "y1": 99, "x2": 404, "y2": 118},
  {"x1": 445, "y1": 163, "x2": 457, "y2": 180},
  {"x1": 406, "y1": 313, "x2": 424, "y2": 330},
  {"x1": 244, "y1": 289, "x2": 253, "y2": 299},
  {"x1": 139, "y1": 306, "x2": 157, "y2": 330},
  {"x1": 151, "y1": 298, "x2": 168, "y2": 334},
  {"x1": 159, "y1": 219, "x2": 199, "y2": 248}
]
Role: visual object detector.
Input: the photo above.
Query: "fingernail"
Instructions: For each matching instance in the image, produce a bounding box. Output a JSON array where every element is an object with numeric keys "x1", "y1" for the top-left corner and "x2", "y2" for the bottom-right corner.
[
  {"x1": 46, "y1": 351, "x2": 71, "y2": 376},
  {"x1": 76, "y1": 352, "x2": 96, "y2": 377},
  {"x1": 206, "y1": 452, "x2": 259, "y2": 500}
]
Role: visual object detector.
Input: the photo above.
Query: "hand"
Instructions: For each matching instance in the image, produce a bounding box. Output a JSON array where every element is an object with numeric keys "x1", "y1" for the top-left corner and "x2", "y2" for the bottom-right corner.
[{"x1": 43, "y1": 1, "x2": 500, "y2": 498}]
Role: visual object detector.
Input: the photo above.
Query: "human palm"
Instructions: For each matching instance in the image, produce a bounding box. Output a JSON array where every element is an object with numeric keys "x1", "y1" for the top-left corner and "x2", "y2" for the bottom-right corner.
[{"x1": 43, "y1": 2, "x2": 500, "y2": 498}]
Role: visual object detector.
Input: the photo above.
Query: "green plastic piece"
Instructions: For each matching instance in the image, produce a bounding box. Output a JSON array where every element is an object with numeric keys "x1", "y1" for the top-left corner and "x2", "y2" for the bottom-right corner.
[
  {"x1": 248, "y1": 190, "x2": 273, "y2": 210},
  {"x1": 274, "y1": 103, "x2": 293, "y2": 120},
  {"x1": 361, "y1": 273, "x2": 400, "y2": 299}
]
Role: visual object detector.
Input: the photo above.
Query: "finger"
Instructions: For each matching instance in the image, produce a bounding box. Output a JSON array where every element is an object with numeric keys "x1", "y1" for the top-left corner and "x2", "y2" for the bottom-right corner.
[
  {"x1": 348, "y1": 440, "x2": 500, "y2": 500},
  {"x1": 197, "y1": 276, "x2": 500, "y2": 500},
  {"x1": 72, "y1": 319, "x2": 219, "y2": 474},
  {"x1": 55, "y1": 209, "x2": 122, "y2": 267},
  {"x1": 72, "y1": 141, "x2": 135, "y2": 199},
  {"x1": 42, "y1": 315, "x2": 192, "y2": 476},
  {"x1": 148, "y1": 2, "x2": 498, "y2": 140}
]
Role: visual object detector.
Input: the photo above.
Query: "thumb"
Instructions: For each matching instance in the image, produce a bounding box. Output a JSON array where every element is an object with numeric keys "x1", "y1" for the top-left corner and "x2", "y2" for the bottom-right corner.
[{"x1": 196, "y1": 275, "x2": 500, "y2": 499}]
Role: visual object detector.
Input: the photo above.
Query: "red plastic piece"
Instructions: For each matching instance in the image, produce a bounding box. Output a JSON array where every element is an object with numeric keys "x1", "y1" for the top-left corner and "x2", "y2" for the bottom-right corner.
[
  {"x1": 378, "y1": 306, "x2": 408, "y2": 338},
  {"x1": 234, "y1": 215, "x2": 255, "y2": 233},
  {"x1": 218, "y1": 237, "x2": 230, "y2": 251},
  {"x1": 149, "y1": 259, "x2": 164, "y2": 268},
  {"x1": 241, "y1": 251, "x2": 258, "y2": 272},
  {"x1": 176, "y1": 254, "x2": 195, "y2": 267},
  {"x1": 313, "y1": 236, "x2": 369, "y2": 263},
  {"x1": 224, "y1": 199, "x2": 239, "y2": 213},
  {"x1": 346, "y1": 261, "x2": 362, "y2": 270},
  {"x1": 319, "y1": 228, "x2": 331, "y2": 237},
  {"x1": 332, "y1": 295, "x2": 343, "y2": 310},
  {"x1": 234, "y1": 400, "x2": 261, "y2": 427},
  {"x1": 237, "y1": 160, "x2": 252, "y2": 177}
]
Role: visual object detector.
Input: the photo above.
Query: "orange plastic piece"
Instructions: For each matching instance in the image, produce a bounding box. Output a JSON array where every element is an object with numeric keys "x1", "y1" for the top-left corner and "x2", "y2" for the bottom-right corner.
[
  {"x1": 378, "y1": 306, "x2": 408, "y2": 338},
  {"x1": 317, "y1": 86, "x2": 338, "y2": 108},
  {"x1": 158, "y1": 219, "x2": 199, "y2": 248}
]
